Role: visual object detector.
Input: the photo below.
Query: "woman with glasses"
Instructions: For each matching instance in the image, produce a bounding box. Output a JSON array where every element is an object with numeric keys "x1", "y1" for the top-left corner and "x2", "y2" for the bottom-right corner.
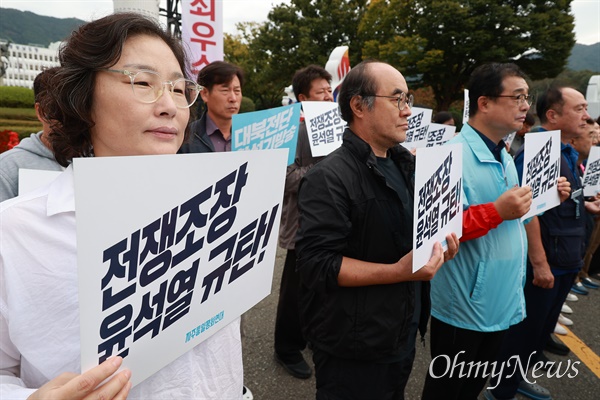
[{"x1": 0, "y1": 13, "x2": 243, "y2": 400}]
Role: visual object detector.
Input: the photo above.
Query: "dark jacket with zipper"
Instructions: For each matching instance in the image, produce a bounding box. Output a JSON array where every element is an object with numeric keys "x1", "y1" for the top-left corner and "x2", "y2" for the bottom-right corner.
[
  {"x1": 515, "y1": 143, "x2": 586, "y2": 272},
  {"x1": 538, "y1": 154, "x2": 586, "y2": 272},
  {"x1": 178, "y1": 112, "x2": 215, "y2": 154},
  {"x1": 296, "y1": 128, "x2": 429, "y2": 361}
]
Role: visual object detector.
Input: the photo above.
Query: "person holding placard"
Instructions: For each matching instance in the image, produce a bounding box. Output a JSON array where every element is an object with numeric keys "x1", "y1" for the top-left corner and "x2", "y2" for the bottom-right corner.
[
  {"x1": 574, "y1": 119, "x2": 600, "y2": 291},
  {"x1": 295, "y1": 60, "x2": 459, "y2": 400},
  {"x1": 178, "y1": 61, "x2": 244, "y2": 154},
  {"x1": 0, "y1": 13, "x2": 245, "y2": 400},
  {"x1": 274, "y1": 64, "x2": 333, "y2": 379},
  {"x1": 488, "y1": 86, "x2": 592, "y2": 400},
  {"x1": 422, "y1": 62, "x2": 537, "y2": 400},
  {"x1": 176, "y1": 60, "x2": 255, "y2": 400}
]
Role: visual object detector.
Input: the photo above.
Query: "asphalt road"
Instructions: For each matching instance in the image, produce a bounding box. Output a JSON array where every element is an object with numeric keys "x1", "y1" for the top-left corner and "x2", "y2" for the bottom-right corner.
[{"x1": 242, "y1": 247, "x2": 600, "y2": 400}]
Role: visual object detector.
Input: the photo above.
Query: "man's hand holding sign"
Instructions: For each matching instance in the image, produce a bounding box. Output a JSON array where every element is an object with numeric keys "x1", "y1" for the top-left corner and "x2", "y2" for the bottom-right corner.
[{"x1": 493, "y1": 185, "x2": 532, "y2": 220}]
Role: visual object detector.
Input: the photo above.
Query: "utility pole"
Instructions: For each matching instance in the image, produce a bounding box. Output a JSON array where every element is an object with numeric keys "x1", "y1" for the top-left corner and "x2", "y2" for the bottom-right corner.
[{"x1": 160, "y1": 0, "x2": 182, "y2": 38}]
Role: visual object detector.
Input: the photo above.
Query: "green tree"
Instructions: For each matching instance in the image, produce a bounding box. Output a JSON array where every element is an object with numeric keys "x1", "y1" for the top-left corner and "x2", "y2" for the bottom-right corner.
[
  {"x1": 224, "y1": 28, "x2": 261, "y2": 108},
  {"x1": 241, "y1": 0, "x2": 368, "y2": 109},
  {"x1": 361, "y1": 0, "x2": 575, "y2": 111},
  {"x1": 530, "y1": 69, "x2": 598, "y2": 100}
]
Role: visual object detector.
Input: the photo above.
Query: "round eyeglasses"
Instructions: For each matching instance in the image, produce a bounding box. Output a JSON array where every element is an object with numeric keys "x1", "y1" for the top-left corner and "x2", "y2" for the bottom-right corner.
[
  {"x1": 367, "y1": 92, "x2": 414, "y2": 111},
  {"x1": 102, "y1": 69, "x2": 202, "y2": 108}
]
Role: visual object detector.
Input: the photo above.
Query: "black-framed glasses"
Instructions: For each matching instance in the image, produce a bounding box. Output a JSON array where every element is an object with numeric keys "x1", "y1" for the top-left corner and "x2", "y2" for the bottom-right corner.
[
  {"x1": 488, "y1": 93, "x2": 535, "y2": 107},
  {"x1": 367, "y1": 92, "x2": 414, "y2": 111},
  {"x1": 102, "y1": 69, "x2": 202, "y2": 108}
]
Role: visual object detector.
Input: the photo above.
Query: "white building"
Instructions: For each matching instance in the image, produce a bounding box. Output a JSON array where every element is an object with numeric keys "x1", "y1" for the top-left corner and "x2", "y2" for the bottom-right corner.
[
  {"x1": 0, "y1": 1, "x2": 161, "y2": 89},
  {"x1": 1, "y1": 42, "x2": 61, "y2": 89}
]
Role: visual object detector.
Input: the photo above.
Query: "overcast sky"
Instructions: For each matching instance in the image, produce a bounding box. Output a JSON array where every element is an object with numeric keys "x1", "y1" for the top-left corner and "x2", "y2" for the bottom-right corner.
[{"x1": 1, "y1": 0, "x2": 598, "y2": 45}]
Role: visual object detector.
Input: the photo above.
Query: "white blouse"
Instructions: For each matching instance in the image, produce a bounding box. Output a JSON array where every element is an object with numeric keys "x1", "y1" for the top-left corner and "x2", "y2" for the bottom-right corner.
[{"x1": 0, "y1": 167, "x2": 243, "y2": 399}]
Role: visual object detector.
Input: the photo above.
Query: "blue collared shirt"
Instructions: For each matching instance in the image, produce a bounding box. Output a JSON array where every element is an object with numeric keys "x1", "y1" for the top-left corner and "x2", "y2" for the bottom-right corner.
[{"x1": 206, "y1": 115, "x2": 231, "y2": 152}]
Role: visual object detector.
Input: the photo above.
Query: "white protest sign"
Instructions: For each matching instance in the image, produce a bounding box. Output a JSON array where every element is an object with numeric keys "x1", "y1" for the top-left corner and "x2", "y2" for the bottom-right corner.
[
  {"x1": 413, "y1": 144, "x2": 463, "y2": 272},
  {"x1": 75, "y1": 149, "x2": 287, "y2": 387},
  {"x1": 583, "y1": 146, "x2": 600, "y2": 196},
  {"x1": 521, "y1": 130, "x2": 561, "y2": 220},
  {"x1": 302, "y1": 101, "x2": 346, "y2": 157},
  {"x1": 462, "y1": 89, "x2": 469, "y2": 124},
  {"x1": 402, "y1": 107, "x2": 433, "y2": 149},
  {"x1": 423, "y1": 123, "x2": 456, "y2": 148},
  {"x1": 18, "y1": 168, "x2": 62, "y2": 195}
]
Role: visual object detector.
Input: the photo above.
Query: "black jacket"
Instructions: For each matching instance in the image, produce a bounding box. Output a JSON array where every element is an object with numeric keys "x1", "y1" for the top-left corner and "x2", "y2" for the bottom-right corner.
[
  {"x1": 538, "y1": 155, "x2": 586, "y2": 271},
  {"x1": 515, "y1": 144, "x2": 586, "y2": 272},
  {"x1": 178, "y1": 112, "x2": 215, "y2": 154},
  {"x1": 296, "y1": 128, "x2": 430, "y2": 361}
]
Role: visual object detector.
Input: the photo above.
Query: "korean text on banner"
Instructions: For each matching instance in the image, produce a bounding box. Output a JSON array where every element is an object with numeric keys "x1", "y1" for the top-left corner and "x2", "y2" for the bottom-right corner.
[
  {"x1": 521, "y1": 130, "x2": 561, "y2": 220},
  {"x1": 424, "y1": 123, "x2": 456, "y2": 148},
  {"x1": 75, "y1": 149, "x2": 287, "y2": 387},
  {"x1": 181, "y1": 0, "x2": 223, "y2": 77},
  {"x1": 302, "y1": 101, "x2": 346, "y2": 157},
  {"x1": 232, "y1": 103, "x2": 301, "y2": 166},
  {"x1": 413, "y1": 144, "x2": 463, "y2": 272},
  {"x1": 583, "y1": 146, "x2": 600, "y2": 197},
  {"x1": 402, "y1": 107, "x2": 433, "y2": 150}
]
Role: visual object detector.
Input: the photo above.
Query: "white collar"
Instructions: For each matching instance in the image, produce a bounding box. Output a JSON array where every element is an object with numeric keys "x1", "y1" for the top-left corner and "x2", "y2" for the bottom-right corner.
[{"x1": 46, "y1": 164, "x2": 75, "y2": 216}]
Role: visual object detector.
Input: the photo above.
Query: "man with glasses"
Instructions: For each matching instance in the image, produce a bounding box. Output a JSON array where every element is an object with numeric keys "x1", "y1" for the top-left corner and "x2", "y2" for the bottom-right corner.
[
  {"x1": 422, "y1": 62, "x2": 541, "y2": 400},
  {"x1": 487, "y1": 86, "x2": 592, "y2": 400},
  {"x1": 178, "y1": 61, "x2": 244, "y2": 153},
  {"x1": 295, "y1": 60, "x2": 459, "y2": 399},
  {"x1": 175, "y1": 60, "x2": 254, "y2": 400}
]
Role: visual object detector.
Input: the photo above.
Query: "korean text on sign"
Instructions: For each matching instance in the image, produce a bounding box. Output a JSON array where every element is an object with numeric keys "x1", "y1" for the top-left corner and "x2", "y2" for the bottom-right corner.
[
  {"x1": 302, "y1": 101, "x2": 347, "y2": 157},
  {"x1": 182, "y1": 0, "x2": 223, "y2": 76},
  {"x1": 412, "y1": 144, "x2": 463, "y2": 272},
  {"x1": 232, "y1": 103, "x2": 301, "y2": 165},
  {"x1": 76, "y1": 149, "x2": 287, "y2": 387}
]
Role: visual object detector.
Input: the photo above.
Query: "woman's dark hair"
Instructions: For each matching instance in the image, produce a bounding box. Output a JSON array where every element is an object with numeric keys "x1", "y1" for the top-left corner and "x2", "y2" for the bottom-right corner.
[
  {"x1": 44, "y1": 13, "x2": 190, "y2": 167},
  {"x1": 33, "y1": 67, "x2": 59, "y2": 103},
  {"x1": 33, "y1": 67, "x2": 60, "y2": 119}
]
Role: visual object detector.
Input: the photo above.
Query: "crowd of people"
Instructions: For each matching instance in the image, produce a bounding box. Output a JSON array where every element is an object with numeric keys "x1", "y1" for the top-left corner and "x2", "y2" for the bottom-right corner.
[{"x1": 1, "y1": 11, "x2": 598, "y2": 400}]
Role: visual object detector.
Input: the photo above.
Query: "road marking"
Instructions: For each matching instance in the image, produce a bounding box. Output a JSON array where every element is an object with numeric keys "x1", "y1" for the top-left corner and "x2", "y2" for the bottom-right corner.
[{"x1": 556, "y1": 326, "x2": 600, "y2": 378}]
